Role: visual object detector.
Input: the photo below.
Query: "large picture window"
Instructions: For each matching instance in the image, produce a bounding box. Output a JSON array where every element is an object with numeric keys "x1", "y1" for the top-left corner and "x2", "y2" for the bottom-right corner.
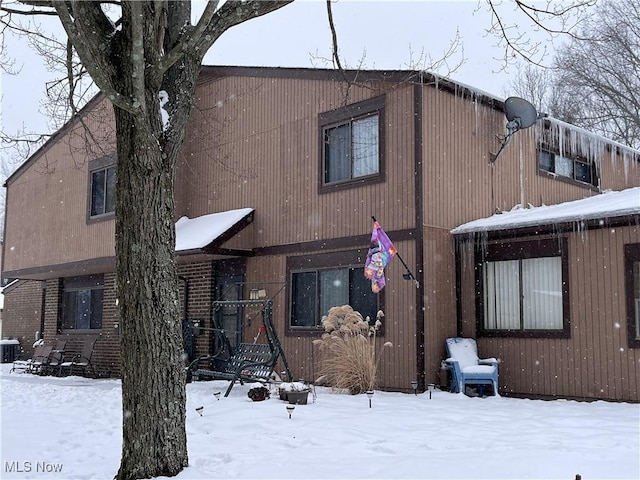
[
  {"x1": 60, "y1": 275, "x2": 104, "y2": 331},
  {"x1": 477, "y1": 239, "x2": 570, "y2": 337},
  {"x1": 319, "y1": 96, "x2": 384, "y2": 191},
  {"x1": 288, "y1": 251, "x2": 380, "y2": 333},
  {"x1": 624, "y1": 244, "x2": 640, "y2": 348}
]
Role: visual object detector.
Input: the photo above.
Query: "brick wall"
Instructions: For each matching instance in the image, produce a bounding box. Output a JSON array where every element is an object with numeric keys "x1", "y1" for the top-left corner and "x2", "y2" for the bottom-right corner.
[
  {"x1": 91, "y1": 272, "x2": 120, "y2": 377},
  {"x1": 40, "y1": 276, "x2": 121, "y2": 377},
  {"x1": 4, "y1": 264, "x2": 213, "y2": 374},
  {"x1": 178, "y1": 262, "x2": 214, "y2": 361},
  {"x1": 2, "y1": 280, "x2": 45, "y2": 359}
]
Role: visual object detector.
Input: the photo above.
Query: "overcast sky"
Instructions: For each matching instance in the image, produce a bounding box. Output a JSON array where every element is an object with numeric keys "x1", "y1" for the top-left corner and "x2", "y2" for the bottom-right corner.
[{"x1": 0, "y1": 0, "x2": 566, "y2": 172}]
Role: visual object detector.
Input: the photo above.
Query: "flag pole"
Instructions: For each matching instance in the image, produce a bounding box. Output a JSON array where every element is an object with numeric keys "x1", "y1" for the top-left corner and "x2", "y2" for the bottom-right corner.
[{"x1": 371, "y1": 216, "x2": 419, "y2": 288}]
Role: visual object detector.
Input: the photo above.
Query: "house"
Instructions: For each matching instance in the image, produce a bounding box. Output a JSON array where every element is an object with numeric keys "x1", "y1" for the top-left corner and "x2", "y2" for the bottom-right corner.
[{"x1": 2, "y1": 66, "x2": 639, "y2": 401}]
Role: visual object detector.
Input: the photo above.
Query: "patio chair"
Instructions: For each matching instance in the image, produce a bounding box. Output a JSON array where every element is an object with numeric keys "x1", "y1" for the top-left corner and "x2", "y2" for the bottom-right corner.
[
  {"x1": 445, "y1": 337, "x2": 499, "y2": 396},
  {"x1": 40, "y1": 340, "x2": 68, "y2": 376},
  {"x1": 28, "y1": 345, "x2": 54, "y2": 374},
  {"x1": 59, "y1": 337, "x2": 97, "y2": 377},
  {"x1": 10, "y1": 343, "x2": 46, "y2": 374}
]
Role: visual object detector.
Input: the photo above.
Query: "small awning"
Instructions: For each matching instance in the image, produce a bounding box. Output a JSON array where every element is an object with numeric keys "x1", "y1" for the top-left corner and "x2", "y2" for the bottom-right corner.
[
  {"x1": 175, "y1": 207, "x2": 255, "y2": 255},
  {"x1": 452, "y1": 187, "x2": 640, "y2": 236}
]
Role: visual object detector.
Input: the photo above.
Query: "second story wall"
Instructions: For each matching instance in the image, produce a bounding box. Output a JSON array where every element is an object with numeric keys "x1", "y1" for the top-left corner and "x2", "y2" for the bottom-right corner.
[
  {"x1": 421, "y1": 85, "x2": 640, "y2": 232},
  {"x1": 176, "y1": 70, "x2": 418, "y2": 246},
  {"x1": 3, "y1": 98, "x2": 117, "y2": 278}
]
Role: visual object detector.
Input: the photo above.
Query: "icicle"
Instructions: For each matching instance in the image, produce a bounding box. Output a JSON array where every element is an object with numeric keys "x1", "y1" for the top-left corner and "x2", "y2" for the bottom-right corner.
[{"x1": 539, "y1": 117, "x2": 639, "y2": 183}]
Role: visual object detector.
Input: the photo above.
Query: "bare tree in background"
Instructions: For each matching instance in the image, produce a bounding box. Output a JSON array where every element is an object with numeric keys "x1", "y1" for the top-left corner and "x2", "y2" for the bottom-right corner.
[
  {"x1": 504, "y1": 1, "x2": 640, "y2": 149},
  {"x1": 552, "y1": 0, "x2": 640, "y2": 148},
  {"x1": 503, "y1": 61, "x2": 584, "y2": 124},
  {"x1": 485, "y1": 0, "x2": 594, "y2": 67},
  {"x1": 0, "y1": 1, "x2": 599, "y2": 478},
  {"x1": 503, "y1": 62, "x2": 555, "y2": 113}
]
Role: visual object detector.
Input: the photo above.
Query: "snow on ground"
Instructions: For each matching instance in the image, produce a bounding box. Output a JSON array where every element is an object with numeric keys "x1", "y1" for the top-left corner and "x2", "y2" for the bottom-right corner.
[{"x1": 1, "y1": 364, "x2": 638, "y2": 480}]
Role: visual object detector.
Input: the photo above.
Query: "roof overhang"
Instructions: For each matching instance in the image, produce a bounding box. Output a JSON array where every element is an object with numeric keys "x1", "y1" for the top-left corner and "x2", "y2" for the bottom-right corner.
[
  {"x1": 452, "y1": 188, "x2": 640, "y2": 241},
  {"x1": 2, "y1": 208, "x2": 256, "y2": 281},
  {"x1": 175, "y1": 207, "x2": 255, "y2": 257}
]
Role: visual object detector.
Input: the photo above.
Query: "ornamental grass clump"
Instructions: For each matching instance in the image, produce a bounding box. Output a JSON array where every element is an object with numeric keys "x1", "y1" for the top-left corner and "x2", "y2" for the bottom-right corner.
[{"x1": 313, "y1": 305, "x2": 392, "y2": 395}]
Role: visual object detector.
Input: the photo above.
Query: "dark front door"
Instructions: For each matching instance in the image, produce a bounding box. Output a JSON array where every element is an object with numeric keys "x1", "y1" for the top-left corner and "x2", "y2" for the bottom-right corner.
[{"x1": 215, "y1": 274, "x2": 244, "y2": 349}]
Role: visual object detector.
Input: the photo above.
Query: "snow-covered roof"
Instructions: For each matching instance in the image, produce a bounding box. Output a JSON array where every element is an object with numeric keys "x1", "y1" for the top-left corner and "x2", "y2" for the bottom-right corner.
[
  {"x1": 175, "y1": 208, "x2": 254, "y2": 252},
  {"x1": 451, "y1": 187, "x2": 640, "y2": 235}
]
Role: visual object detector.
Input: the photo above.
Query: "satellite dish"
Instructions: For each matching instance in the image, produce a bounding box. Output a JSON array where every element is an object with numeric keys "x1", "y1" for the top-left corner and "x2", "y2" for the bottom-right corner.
[
  {"x1": 504, "y1": 97, "x2": 539, "y2": 131},
  {"x1": 491, "y1": 96, "x2": 544, "y2": 162}
]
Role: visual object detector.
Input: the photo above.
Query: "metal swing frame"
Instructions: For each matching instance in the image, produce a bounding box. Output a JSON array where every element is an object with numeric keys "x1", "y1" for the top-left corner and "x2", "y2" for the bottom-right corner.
[{"x1": 186, "y1": 297, "x2": 292, "y2": 396}]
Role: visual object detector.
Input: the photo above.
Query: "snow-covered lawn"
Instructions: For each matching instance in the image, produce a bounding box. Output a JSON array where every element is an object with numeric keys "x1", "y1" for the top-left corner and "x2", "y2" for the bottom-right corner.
[{"x1": 1, "y1": 364, "x2": 638, "y2": 479}]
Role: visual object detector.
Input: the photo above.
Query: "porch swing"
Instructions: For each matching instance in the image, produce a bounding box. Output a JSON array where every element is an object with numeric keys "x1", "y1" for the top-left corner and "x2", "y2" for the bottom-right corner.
[{"x1": 185, "y1": 297, "x2": 292, "y2": 397}]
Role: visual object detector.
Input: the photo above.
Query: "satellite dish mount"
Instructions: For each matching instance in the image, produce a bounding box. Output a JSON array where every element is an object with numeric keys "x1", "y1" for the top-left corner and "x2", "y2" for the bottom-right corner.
[{"x1": 491, "y1": 97, "x2": 544, "y2": 162}]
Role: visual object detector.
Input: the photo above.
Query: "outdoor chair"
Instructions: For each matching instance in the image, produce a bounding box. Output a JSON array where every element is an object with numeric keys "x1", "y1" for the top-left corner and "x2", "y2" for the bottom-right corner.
[
  {"x1": 445, "y1": 337, "x2": 499, "y2": 396},
  {"x1": 28, "y1": 345, "x2": 54, "y2": 374},
  {"x1": 40, "y1": 340, "x2": 68, "y2": 376},
  {"x1": 59, "y1": 337, "x2": 97, "y2": 377},
  {"x1": 10, "y1": 343, "x2": 47, "y2": 374}
]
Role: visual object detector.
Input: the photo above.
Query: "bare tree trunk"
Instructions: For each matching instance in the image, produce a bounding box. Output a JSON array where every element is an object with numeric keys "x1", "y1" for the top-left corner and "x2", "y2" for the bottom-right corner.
[{"x1": 114, "y1": 103, "x2": 187, "y2": 480}]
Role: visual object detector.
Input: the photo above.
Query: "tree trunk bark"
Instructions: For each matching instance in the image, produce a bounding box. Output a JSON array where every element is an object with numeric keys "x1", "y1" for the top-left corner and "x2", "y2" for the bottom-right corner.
[{"x1": 114, "y1": 103, "x2": 188, "y2": 480}]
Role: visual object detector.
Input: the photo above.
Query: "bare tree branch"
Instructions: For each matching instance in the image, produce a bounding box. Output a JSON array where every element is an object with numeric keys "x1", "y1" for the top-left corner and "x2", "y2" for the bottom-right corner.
[
  {"x1": 485, "y1": 0, "x2": 595, "y2": 67},
  {"x1": 505, "y1": 0, "x2": 640, "y2": 148}
]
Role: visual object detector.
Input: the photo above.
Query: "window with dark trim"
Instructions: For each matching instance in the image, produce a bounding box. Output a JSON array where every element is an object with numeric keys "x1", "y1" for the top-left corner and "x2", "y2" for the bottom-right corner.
[
  {"x1": 476, "y1": 238, "x2": 570, "y2": 338},
  {"x1": 88, "y1": 155, "x2": 116, "y2": 221},
  {"x1": 537, "y1": 148, "x2": 598, "y2": 188},
  {"x1": 319, "y1": 96, "x2": 384, "y2": 191},
  {"x1": 60, "y1": 275, "x2": 104, "y2": 332},
  {"x1": 287, "y1": 250, "x2": 381, "y2": 334},
  {"x1": 624, "y1": 243, "x2": 640, "y2": 348}
]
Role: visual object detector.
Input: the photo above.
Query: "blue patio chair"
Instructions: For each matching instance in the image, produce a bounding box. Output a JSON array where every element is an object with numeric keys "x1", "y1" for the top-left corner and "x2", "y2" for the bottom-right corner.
[{"x1": 445, "y1": 337, "x2": 499, "y2": 396}]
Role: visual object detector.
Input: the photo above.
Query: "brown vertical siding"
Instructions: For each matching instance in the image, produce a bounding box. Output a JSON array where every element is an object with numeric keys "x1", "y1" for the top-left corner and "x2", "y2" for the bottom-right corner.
[
  {"x1": 457, "y1": 225, "x2": 640, "y2": 402},
  {"x1": 177, "y1": 77, "x2": 416, "y2": 245},
  {"x1": 174, "y1": 74, "x2": 423, "y2": 392},
  {"x1": 421, "y1": 87, "x2": 639, "y2": 232},
  {"x1": 243, "y1": 239, "x2": 417, "y2": 392},
  {"x1": 3, "y1": 67, "x2": 639, "y2": 399},
  {"x1": 423, "y1": 226, "x2": 457, "y2": 385},
  {"x1": 3, "y1": 98, "x2": 117, "y2": 274}
]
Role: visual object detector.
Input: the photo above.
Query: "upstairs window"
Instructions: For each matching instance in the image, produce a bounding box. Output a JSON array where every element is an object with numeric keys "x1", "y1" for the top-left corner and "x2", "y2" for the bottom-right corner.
[
  {"x1": 537, "y1": 149, "x2": 598, "y2": 188},
  {"x1": 324, "y1": 114, "x2": 379, "y2": 183},
  {"x1": 88, "y1": 155, "x2": 116, "y2": 221},
  {"x1": 91, "y1": 166, "x2": 116, "y2": 216},
  {"x1": 60, "y1": 275, "x2": 104, "y2": 331},
  {"x1": 319, "y1": 96, "x2": 384, "y2": 191}
]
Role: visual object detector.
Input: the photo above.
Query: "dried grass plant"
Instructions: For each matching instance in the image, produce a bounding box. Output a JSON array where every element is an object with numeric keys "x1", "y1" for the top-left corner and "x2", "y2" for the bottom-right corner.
[{"x1": 313, "y1": 305, "x2": 392, "y2": 394}]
